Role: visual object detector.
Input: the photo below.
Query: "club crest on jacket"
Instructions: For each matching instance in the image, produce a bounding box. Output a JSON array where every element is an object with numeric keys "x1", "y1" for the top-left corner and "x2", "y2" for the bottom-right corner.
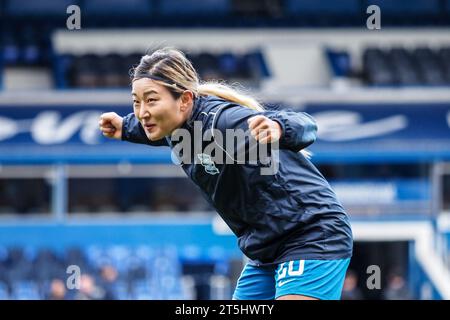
[{"x1": 197, "y1": 153, "x2": 219, "y2": 175}]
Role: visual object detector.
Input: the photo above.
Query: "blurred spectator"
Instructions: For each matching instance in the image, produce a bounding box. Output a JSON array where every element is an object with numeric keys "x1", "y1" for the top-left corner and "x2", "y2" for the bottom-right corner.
[
  {"x1": 75, "y1": 274, "x2": 106, "y2": 300},
  {"x1": 382, "y1": 270, "x2": 414, "y2": 300},
  {"x1": 341, "y1": 270, "x2": 363, "y2": 300},
  {"x1": 232, "y1": 0, "x2": 283, "y2": 18},
  {"x1": 443, "y1": 175, "x2": 450, "y2": 210},
  {"x1": 46, "y1": 279, "x2": 68, "y2": 300},
  {"x1": 99, "y1": 265, "x2": 119, "y2": 300}
]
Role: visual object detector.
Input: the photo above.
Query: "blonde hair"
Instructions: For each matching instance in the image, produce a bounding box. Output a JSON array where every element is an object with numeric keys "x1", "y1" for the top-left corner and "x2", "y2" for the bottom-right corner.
[
  {"x1": 197, "y1": 82, "x2": 264, "y2": 111},
  {"x1": 132, "y1": 47, "x2": 311, "y2": 158}
]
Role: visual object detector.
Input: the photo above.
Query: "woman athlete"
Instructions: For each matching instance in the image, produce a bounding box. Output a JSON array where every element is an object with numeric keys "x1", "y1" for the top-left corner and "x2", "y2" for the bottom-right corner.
[{"x1": 99, "y1": 48, "x2": 353, "y2": 300}]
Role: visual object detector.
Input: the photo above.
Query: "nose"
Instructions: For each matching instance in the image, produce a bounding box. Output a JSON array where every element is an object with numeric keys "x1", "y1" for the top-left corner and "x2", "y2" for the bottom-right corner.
[{"x1": 138, "y1": 102, "x2": 149, "y2": 120}]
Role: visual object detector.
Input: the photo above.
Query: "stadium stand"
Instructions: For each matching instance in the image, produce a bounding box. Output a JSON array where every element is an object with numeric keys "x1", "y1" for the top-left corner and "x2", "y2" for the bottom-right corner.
[
  {"x1": 0, "y1": 244, "x2": 232, "y2": 300},
  {"x1": 1, "y1": 0, "x2": 450, "y2": 300}
]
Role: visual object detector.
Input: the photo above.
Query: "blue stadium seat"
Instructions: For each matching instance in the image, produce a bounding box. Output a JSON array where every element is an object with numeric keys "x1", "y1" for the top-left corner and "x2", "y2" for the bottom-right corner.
[
  {"x1": 124, "y1": 53, "x2": 144, "y2": 72},
  {"x1": 161, "y1": 245, "x2": 179, "y2": 260},
  {"x1": 0, "y1": 282, "x2": 9, "y2": 300},
  {"x1": 125, "y1": 256, "x2": 148, "y2": 282},
  {"x1": 70, "y1": 54, "x2": 103, "y2": 88},
  {"x1": 158, "y1": 275, "x2": 184, "y2": 299},
  {"x1": 159, "y1": 0, "x2": 230, "y2": 16},
  {"x1": 104, "y1": 246, "x2": 134, "y2": 276},
  {"x1": 65, "y1": 247, "x2": 88, "y2": 267},
  {"x1": 413, "y1": 47, "x2": 447, "y2": 86},
  {"x1": 99, "y1": 54, "x2": 127, "y2": 88},
  {"x1": 253, "y1": 51, "x2": 271, "y2": 78},
  {"x1": 110, "y1": 281, "x2": 131, "y2": 300},
  {"x1": 1, "y1": 33, "x2": 20, "y2": 65},
  {"x1": 106, "y1": 246, "x2": 131, "y2": 264},
  {"x1": 152, "y1": 256, "x2": 178, "y2": 275},
  {"x1": 0, "y1": 246, "x2": 7, "y2": 262},
  {"x1": 85, "y1": 245, "x2": 113, "y2": 269},
  {"x1": 286, "y1": 0, "x2": 360, "y2": 14},
  {"x1": 218, "y1": 53, "x2": 239, "y2": 78},
  {"x1": 134, "y1": 245, "x2": 155, "y2": 264},
  {"x1": 5, "y1": 0, "x2": 79, "y2": 16},
  {"x1": 439, "y1": 48, "x2": 450, "y2": 82},
  {"x1": 83, "y1": 0, "x2": 153, "y2": 16},
  {"x1": 12, "y1": 281, "x2": 40, "y2": 300},
  {"x1": 191, "y1": 52, "x2": 220, "y2": 76},
  {"x1": 53, "y1": 54, "x2": 75, "y2": 89},
  {"x1": 3, "y1": 248, "x2": 34, "y2": 283},
  {"x1": 326, "y1": 49, "x2": 352, "y2": 77},
  {"x1": 159, "y1": 275, "x2": 178, "y2": 290},
  {"x1": 207, "y1": 246, "x2": 226, "y2": 262},
  {"x1": 388, "y1": 48, "x2": 422, "y2": 86},
  {"x1": 236, "y1": 53, "x2": 255, "y2": 79},
  {"x1": 363, "y1": 48, "x2": 395, "y2": 86},
  {"x1": 366, "y1": 0, "x2": 440, "y2": 14},
  {"x1": 33, "y1": 248, "x2": 64, "y2": 282},
  {"x1": 439, "y1": 47, "x2": 450, "y2": 63},
  {"x1": 132, "y1": 279, "x2": 155, "y2": 300},
  {"x1": 129, "y1": 246, "x2": 155, "y2": 278},
  {"x1": 181, "y1": 245, "x2": 203, "y2": 262}
]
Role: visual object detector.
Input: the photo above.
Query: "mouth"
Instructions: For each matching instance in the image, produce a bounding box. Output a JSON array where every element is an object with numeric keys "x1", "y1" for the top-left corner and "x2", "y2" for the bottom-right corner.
[{"x1": 143, "y1": 123, "x2": 156, "y2": 132}]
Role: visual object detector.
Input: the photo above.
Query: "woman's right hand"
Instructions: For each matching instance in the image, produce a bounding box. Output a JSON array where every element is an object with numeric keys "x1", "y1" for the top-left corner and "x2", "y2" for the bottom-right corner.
[{"x1": 99, "y1": 112, "x2": 123, "y2": 140}]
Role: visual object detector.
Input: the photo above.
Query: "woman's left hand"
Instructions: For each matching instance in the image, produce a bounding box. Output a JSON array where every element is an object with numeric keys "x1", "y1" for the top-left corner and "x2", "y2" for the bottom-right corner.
[{"x1": 247, "y1": 115, "x2": 283, "y2": 144}]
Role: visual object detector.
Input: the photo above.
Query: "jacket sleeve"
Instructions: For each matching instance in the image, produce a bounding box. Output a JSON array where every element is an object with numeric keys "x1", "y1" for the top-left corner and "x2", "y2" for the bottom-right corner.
[
  {"x1": 263, "y1": 108, "x2": 318, "y2": 152},
  {"x1": 121, "y1": 113, "x2": 169, "y2": 146},
  {"x1": 215, "y1": 106, "x2": 317, "y2": 154}
]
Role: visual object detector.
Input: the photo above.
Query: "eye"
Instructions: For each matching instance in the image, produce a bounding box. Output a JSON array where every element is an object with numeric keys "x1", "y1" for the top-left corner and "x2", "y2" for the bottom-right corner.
[{"x1": 147, "y1": 98, "x2": 157, "y2": 103}]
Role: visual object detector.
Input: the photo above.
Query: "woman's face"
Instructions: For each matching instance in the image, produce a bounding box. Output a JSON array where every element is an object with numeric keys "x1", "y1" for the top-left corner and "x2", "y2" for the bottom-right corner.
[{"x1": 131, "y1": 78, "x2": 193, "y2": 141}]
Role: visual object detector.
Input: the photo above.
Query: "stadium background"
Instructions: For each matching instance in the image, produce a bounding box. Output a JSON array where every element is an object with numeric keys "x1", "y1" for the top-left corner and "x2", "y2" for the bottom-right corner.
[{"x1": 0, "y1": 0, "x2": 450, "y2": 300}]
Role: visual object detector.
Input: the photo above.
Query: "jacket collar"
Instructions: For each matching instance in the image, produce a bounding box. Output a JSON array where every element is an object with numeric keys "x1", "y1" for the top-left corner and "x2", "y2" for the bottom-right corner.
[
  {"x1": 166, "y1": 95, "x2": 202, "y2": 148},
  {"x1": 181, "y1": 95, "x2": 203, "y2": 131}
]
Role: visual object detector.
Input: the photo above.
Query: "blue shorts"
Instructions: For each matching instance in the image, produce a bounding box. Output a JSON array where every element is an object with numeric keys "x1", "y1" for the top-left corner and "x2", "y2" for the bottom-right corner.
[{"x1": 232, "y1": 258, "x2": 351, "y2": 300}]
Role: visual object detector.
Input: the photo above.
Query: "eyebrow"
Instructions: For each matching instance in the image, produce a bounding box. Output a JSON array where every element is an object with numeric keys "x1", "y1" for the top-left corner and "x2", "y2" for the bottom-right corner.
[{"x1": 131, "y1": 89, "x2": 159, "y2": 98}]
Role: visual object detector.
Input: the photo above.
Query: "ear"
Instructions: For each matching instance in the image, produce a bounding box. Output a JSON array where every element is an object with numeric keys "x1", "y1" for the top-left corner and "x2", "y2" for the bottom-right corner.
[{"x1": 179, "y1": 91, "x2": 194, "y2": 112}]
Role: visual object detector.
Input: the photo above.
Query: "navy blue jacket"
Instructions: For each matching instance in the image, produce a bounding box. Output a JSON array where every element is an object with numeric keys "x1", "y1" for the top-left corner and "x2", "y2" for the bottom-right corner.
[{"x1": 122, "y1": 95, "x2": 353, "y2": 266}]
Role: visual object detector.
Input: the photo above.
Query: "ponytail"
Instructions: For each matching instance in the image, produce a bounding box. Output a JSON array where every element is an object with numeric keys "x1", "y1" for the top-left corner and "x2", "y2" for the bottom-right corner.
[{"x1": 197, "y1": 82, "x2": 264, "y2": 111}]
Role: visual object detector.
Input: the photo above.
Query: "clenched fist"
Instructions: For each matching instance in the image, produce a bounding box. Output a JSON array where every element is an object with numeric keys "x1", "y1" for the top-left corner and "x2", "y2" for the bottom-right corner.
[
  {"x1": 247, "y1": 115, "x2": 282, "y2": 144},
  {"x1": 99, "y1": 112, "x2": 123, "y2": 140}
]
